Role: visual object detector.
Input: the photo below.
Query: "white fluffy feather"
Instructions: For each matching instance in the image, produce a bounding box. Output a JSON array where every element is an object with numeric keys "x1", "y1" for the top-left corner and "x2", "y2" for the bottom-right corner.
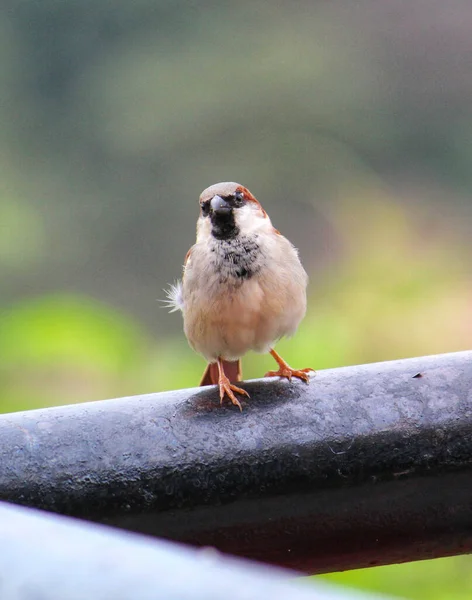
[{"x1": 162, "y1": 281, "x2": 184, "y2": 313}]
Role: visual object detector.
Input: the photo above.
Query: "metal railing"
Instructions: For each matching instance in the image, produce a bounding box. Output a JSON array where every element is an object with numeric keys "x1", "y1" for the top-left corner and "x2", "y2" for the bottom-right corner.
[
  {"x1": 0, "y1": 350, "x2": 471, "y2": 575},
  {"x1": 0, "y1": 501, "x2": 395, "y2": 600}
]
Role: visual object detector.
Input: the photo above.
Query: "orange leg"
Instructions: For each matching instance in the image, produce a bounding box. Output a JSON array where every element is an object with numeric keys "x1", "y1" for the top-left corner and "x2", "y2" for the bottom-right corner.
[
  {"x1": 217, "y1": 358, "x2": 249, "y2": 411},
  {"x1": 265, "y1": 349, "x2": 315, "y2": 383}
]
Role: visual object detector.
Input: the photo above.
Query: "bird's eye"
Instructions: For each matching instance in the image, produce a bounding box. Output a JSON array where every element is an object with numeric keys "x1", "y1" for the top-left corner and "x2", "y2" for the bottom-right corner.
[
  {"x1": 233, "y1": 191, "x2": 245, "y2": 206},
  {"x1": 200, "y1": 201, "x2": 210, "y2": 217}
]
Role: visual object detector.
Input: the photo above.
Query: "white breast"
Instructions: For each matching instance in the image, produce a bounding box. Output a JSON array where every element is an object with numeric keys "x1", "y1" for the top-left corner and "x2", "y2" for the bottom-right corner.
[{"x1": 182, "y1": 223, "x2": 307, "y2": 362}]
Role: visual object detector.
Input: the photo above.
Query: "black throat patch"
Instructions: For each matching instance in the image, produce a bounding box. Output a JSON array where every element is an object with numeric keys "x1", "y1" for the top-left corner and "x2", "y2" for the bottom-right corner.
[{"x1": 210, "y1": 211, "x2": 239, "y2": 240}]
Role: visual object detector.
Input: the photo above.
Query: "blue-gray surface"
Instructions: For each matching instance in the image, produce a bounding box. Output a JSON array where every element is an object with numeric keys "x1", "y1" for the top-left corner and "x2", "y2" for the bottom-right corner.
[{"x1": 0, "y1": 501, "x2": 393, "y2": 600}]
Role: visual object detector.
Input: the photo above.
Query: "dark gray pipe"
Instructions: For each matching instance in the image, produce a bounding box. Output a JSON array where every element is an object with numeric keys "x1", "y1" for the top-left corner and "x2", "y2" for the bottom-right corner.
[{"x1": 1, "y1": 351, "x2": 472, "y2": 573}]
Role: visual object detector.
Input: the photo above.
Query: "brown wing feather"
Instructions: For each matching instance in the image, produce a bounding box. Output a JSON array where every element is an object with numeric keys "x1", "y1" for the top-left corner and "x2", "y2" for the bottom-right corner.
[
  {"x1": 183, "y1": 247, "x2": 192, "y2": 267},
  {"x1": 199, "y1": 360, "x2": 242, "y2": 386}
]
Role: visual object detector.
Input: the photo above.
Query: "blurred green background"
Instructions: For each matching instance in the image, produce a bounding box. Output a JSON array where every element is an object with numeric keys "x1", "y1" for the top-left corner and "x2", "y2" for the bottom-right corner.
[{"x1": 1, "y1": 0, "x2": 471, "y2": 597}]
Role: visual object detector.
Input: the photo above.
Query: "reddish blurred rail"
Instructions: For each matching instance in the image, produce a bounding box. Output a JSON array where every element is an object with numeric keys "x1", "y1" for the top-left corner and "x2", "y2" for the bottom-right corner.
[{"x1": 0, "y1": 351, "x2": 471, "y2": 574}]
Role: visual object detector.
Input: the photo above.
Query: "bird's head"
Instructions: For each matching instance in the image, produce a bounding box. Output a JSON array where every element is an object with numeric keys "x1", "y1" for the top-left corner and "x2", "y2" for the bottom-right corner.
[{"x1": 197, "y1": 182, "x2": 269, "y2": 241}]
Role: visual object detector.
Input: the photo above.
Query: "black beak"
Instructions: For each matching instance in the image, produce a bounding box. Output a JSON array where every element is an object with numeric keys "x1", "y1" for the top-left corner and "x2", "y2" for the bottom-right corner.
[{"x1": 210, "y1": 195, "x2": 231, "y2": 216}]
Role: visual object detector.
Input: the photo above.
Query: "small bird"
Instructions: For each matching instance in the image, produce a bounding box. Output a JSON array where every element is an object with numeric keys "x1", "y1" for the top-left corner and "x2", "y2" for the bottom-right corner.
[{"x1": 166, "y1": 182, "x2": 314, "y2": 410}]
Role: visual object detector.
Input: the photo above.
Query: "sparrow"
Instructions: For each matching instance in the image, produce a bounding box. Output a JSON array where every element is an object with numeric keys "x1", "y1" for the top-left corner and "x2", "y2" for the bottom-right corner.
[{"x1": 165, "y1": 182, "x2": 314, "y2": 410}]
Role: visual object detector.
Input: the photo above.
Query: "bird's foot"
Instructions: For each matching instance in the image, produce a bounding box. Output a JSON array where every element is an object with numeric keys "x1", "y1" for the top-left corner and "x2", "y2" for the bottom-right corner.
[
  {"x1": 266, "y1": 348, "x2": 315, "y2": 383},
  {"x1": 218, "y1": 373, "x2": 250, "y2": 411},
  {"x1": 264, "y1": 366, "x2": 314, "y2": 382}
]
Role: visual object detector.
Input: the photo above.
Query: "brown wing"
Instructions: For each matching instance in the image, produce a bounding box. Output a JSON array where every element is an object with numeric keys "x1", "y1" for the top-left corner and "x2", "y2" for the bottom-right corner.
[
  {"x1": 200, "y1": 360, "x2": 242, "y2": 386},
  {"x1": 184, "y1": 247, "x2": 192, "y2": 266},
  {"x1": 181, "y1": 246, "x2": 193, "y2": 283}
]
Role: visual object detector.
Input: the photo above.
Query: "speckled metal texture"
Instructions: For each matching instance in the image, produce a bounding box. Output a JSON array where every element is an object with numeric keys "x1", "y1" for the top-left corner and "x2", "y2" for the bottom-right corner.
[{"x1": 1, "y1": 351, "x2": 472, "y2": 574}]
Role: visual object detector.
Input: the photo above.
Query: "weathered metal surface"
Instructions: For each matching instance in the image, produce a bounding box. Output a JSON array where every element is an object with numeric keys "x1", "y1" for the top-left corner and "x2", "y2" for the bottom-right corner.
[
  {"x1": 0, "y1": 501, "x2": 393, "y2": 600},
  {"x1": 1, "y1": 351, "x2": 472, "y2": 573}
]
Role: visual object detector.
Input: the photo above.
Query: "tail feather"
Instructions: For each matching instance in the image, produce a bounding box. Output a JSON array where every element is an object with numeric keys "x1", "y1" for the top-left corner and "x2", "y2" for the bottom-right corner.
[{"x1": 200, "y1": 360, "x2": 242, "y2": 386}]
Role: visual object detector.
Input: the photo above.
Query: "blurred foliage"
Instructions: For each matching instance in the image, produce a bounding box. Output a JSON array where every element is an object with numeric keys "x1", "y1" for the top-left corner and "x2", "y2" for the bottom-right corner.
[
  {"x1": 3, "y1": 0, "x2": 472, "y2": 327},
  {"x1": 1, "y1": 0, "x2": 472, "y2": 598},
  {"x1": 321, "y1": 555, "x2": 472, "y2": 600},
  {"x1": 0, "y1": 294, "x2": 152, "y2": 411}
]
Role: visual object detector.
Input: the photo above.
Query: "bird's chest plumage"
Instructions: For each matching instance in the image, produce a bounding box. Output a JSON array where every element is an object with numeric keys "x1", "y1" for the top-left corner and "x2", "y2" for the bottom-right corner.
[
  {"x1": 207, "y1": 235, "x2": 263, "y2": 283},
  {"x1": 182, "y1": 236, "x2": 268, "y2": 360},
  {"x1": 182, "y1": 232, "x2": 306, "y2": 361}
]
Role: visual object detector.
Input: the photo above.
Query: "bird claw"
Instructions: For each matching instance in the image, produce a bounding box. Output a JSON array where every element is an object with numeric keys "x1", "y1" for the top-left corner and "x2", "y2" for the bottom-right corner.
[
  {"x1": 264, "y1": 366, "x2": 314, "y2": 383},
  {"x1": 218, "y1": 376, "x2": 250, "y2": 411}
]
